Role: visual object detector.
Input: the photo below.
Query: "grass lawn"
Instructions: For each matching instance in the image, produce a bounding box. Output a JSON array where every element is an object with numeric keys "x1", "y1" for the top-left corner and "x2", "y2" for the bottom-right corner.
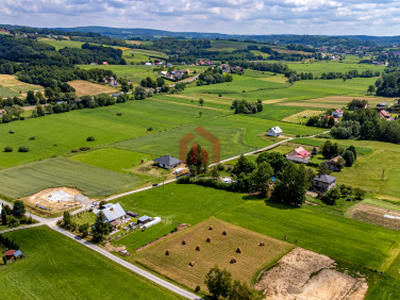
[
  {"x1": 218, "y1": 199, "x2": 400, "y2": 271},
  {"x1": 136, "y1": 218, "x2": 293, "y2": 290},
  {"x1": 0, "y1": 226, "x2": 179, "y2": 299},
  {"x1": 38, "y1": 38, "x2": 85, "y2": 50},
  {"x1": 0, "y1": 158, "x2": 145, "y2": 199}
]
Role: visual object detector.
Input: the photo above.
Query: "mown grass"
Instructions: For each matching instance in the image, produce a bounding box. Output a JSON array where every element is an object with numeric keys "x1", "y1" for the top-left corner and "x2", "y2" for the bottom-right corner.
[
  {"x1": 1, "y1": 226, "x2": 179, "y2": 299},
  {"x1": 38, "y1": 38, "x2": 85, "y2": 50},
  {"x1": 0, "y1": 158, "x2": 144, "y2": 199}
]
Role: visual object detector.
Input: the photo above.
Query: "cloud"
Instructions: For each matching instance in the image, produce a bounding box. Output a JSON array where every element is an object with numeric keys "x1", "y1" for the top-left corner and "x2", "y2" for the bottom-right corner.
[{"x1": 0, "y1": 0, "x2": 399, "y2": 35}]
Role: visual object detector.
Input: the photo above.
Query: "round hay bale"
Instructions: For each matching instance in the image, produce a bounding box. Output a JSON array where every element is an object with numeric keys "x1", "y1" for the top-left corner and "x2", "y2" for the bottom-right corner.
[
  {"x1": 208, "y1": 226, "x2": 213, "y2": 230},
  {"x1": 195, "y1": 245, "x2": 201, "y2": 251},
  {"x1": 165, "y1": 250, "x2": 170, "y2": 256},
  {"x1": 258, "y1": 242, "x2": 265, "y2": 247},
  {"x1": 182, "y1": 239, "x2": 186, "y2": 245},
  {"x1": 206, "y1": 237, "x2": 212, "y2": 243},
  {"x1": 189, "y1": 261, "x2": 196, "y2": 267},
  {"x1": 230, "y1": 257, "x2": 237, "y2": 264},
  {"x1": 236, "y1": 247, "x2": 242, "y2": 254},
  {"x1": 222, "y1": 230, "x2": 227, "y2": 236}
]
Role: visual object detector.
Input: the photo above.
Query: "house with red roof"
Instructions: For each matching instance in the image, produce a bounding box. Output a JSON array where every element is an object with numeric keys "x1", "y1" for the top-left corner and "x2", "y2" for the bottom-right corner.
[
  {"x1": 379, "y1": 110, "x2": 391, "y2": 121},
  {"x1": 332, "y1": 109, "x2": 343, "y2": 118},
  {"x1": 286, "y1": 147, "x2": 311, "y2": 164}
]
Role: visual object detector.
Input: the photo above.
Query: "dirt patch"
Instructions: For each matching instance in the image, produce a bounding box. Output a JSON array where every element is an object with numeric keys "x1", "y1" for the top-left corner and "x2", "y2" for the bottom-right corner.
[
  {"x1": 136, "y1": 223, "x2": 191, "y2": 252},
  {"x1": 350, "y1": 203, "x2": 400, "y2": 231},
  {"x1": 105, "y1": 242, "x2": 126, "y2": 252},
  {"x1": 255, "y1": 248, "x2": 368, "y2": 299},
  {"x1": 68, "y1": 80, "x2": 116, "y2": 97},
  {"x1": 22, "y1": 187, "x2": 86, "y2": 213}
]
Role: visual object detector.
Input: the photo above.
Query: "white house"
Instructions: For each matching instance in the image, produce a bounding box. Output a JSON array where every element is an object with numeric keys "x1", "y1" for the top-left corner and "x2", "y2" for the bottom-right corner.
[{"x1": 267, "y1": 126, "x2": 283, "y2": 137}]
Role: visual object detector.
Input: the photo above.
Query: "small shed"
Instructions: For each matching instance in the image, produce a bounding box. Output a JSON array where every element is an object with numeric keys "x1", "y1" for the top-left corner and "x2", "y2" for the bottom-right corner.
[
  {"x1": 267, "y1": 126, "x2": 283, "y2": 137},
  {"x1": 138, "y1": 215, "x2": 153, "y2": 225},
  {"x1": 4, "y1": 250, "x2": 16, "y2": 260}
]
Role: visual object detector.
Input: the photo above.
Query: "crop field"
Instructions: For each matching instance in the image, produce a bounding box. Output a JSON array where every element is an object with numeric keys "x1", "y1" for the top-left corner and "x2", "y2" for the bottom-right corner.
[
  {"x1": 122, "y1": 48, "x2": 169, "y2": 64},
  {"x1": 68, "y1": 80, "x2": 117, "y2": 96},
  {"x1": 0, "y1": 157, "x2": 144, "y2": 199},
  {"x1": 218, "y1": 199, "x2": 400, "y2": 271},
  {"x1": 70, "y1": 148, "x2": 156, "y2": 173},
  {"x1": 114, "y1": 113, "x2": 325, "y2": 161},
  {"x1": 282, "y1": 109, "x2": 325, "y2": 123},
  {"x1": 38, "y1": 38, "x2": 85, "y2": 50},
  {"x1": 1, "y1": 226, "x2": 178, "y2": 299},
  {"x1": 136, "y1": 218, "x2": 293, "y2": 290},
  {"x1": 208, "y1": 40, "x2": 257, "y2": 52},
  {"x1": 0, "y1": 74, "x2": 43, "y2": 97},
  {"x1": 0, "y1": 99, "x2": 225, "y2": 168}
]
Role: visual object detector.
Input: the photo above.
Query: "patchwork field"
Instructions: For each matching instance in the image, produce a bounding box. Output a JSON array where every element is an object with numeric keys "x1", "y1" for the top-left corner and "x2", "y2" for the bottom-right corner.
[
  {"x1": 0, "y1": 157, "x2": 144, "y2": 199},
  {"x1": 0, "y1": 74, "x2": 43, "y2": 97},
  {"x1": 136, "y1": 218, "x2": 293, "y2": 290},
  {"x1": 68, "y1": 80, "x2": 116, "y2": 96},
  {"x1": 1, "y1": 226, "x2": 179, "y2": 299}
]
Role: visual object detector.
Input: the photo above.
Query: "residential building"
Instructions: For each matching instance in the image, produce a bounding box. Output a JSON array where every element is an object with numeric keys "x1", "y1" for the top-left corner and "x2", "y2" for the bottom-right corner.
[
  {"x1": 267, "y1": 126, "x2": 283, "y2": 137},
  {"x1": 287, "y1": 147, "x2": 311, "y2": 164},
  {"x1": 97, "y1": 203, "x2": 127, "y2": 227},
  {"x1": 313, "y1": 174, "x2": 337, "y2": 193},
  {"x1": 321, "y1": 156, "x2": 345, "y2": 171},
  {"x1": 154, "y1": 155, "x2": 182, "y2": 169},
  {"x1": 332, "y1": 109, "x2": 343, "y2": 118}
]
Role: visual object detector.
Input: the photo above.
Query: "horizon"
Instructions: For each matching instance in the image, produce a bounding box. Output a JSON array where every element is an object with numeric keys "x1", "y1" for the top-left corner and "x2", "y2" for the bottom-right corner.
[{"x1": 1, "y1": 0, "x2": 399, "y2": 36}]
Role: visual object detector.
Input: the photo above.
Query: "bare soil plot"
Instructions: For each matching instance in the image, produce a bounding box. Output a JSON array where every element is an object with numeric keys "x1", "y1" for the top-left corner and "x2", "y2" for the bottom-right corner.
[
  {"x1": 68, "y1": 80, "x2": 116, "y2": 96},
  {"x1": 350, "y1": 203, "x2": 400, "y2": 231},
  {"x1": 282, "y1": 110, "x2": 325, "y2": 123},
  {"x1": 262, "y1": 98, "x2": 288, "y2": 104},
  {"x1": 136, "y1": 217, "x2": 293, "y2": 290},
  {"x1": 255, "y1": 248, "x2": 368, "y2": 300},
  {"x1": 22, "y1": 187, "x2": 86, "y2": 214}
]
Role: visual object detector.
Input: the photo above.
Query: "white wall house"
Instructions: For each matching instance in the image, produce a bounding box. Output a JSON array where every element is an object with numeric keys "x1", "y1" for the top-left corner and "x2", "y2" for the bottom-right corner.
[{"x1": 267, "y1": 126, "x2": 283, "y2": 137}]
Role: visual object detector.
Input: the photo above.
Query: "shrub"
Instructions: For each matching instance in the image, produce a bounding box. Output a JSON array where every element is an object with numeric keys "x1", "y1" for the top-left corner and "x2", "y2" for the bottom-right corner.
[
  {"x1": 29, "y1": 136, "x2": 36, "y2": 140},
  {"x1": 4, "y1": 147, "x2": 13, "y2": 152},
  {"x1": 147, "y1": 127, "x2": 153, "y2": 132},
  {"x1": 8, "y1": 130, "x2": 14, "y2": 134},
  {"x1": 18, "y1": 146, "x2": 30, "y2": 152},
  {"x1": 86, "y1": 136, "x2": 95, "y2": 142},
  {"x1": 71, "y1": 149, "x2": 79, "y2": 153},
  {"x1": 116, "y1": 112, "x2": 122, "y2": 116},
  {"x1": 79, "y1": 146, "x2": 91, "y2": 151}
]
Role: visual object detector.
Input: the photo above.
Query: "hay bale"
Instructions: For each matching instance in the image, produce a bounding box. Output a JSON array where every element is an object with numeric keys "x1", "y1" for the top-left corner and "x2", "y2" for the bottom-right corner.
[
  {"x1": 222, "y1": 230, "x2": 227, "y2": 236},
  {"x1": 208, "y1": 226, "x2": 213, "y2": 230},
  {"x1": 195, "y1": 245, "x2": 201, "y2": 251},
  {"x1": 189, "y1": 261, "x2": 196, "y2": 267},
  {"x1": 165, "y1": 250, "x2": 170, "y2": 256},
  {"x1": 206, "y1": 237, "x2": 212, "y2": 243},
  {"x1": 258, "y1": 242, "x2": 265, "y2": 246},
  {"x1": 236, "y1": 247, "x2": 242, "y2": 254},
  {"x1": 182, "y1": 239, "x2": 186, "y2": 245},
  {"x1": 230, "y1": 257, "x2": 237, "y2": 264}
]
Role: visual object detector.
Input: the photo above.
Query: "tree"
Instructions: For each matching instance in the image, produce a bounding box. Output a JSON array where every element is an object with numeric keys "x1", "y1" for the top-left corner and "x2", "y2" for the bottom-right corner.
[
  {"x1": 36, "y1": 91, "x2": 46, "y2": 104},
  {"x1": 311, "y1": 146, "x2": 318, "y2": 156},
  {"x1": 63, "y1": 211, "x2": 72, "y2": 229},
  {"x1": 321, "y1": 140, "x2": 342, "y2": 159},
  {"x1": 342, "y1": 150, "x2": 355, "y2": 167},
  {"x1": 317, "y1": 163, "x2": 332, "y2": 175},
  {"x1": 26, "y1": 90, "x2": 37, "y2": 105},
  {"x1": 78, "y1": 223, "x2": 89, "y2": 237},
  {"x1": 367, "y1": 84, "x2": 375, "y2": 95},
  {"x1": 199, "y1": 98, "x2": 204, "y2": 106},
  {"x1": 44, "y1": 87, "x2": 54, "y2": 101},
  {"x1": 134, "y1": 86, "x2": 147, "y2": 100},
  {"x1": 156, "y1": 77, "x2": 165, "y2": 87},
  {"x1": 233, "y1": 155, "x2": 256, "y2": 176},
  {"x1": 256, "y1": 151, "x2": 287, "y2": 175},
  {"x1": 347, "y1": 145, "x2": 357, "y2": 160},
  {"x1": 204, "y1": 265, "x2": 232, "y2": 299},
  {"x1": 92, "y1": 212, "x2": 113, "y2": 243},
  {"x1": 12, "y1": 200, "x2": 25, "y2": 218},
  {"x1": 271, "y1": 163, "x2": 314, "y2": 206},
  {"x1": 210, "y1": 166, "x2": 220, "y2": 181},
  {"x1": 229, "y1": 280, "x2": 259, "y2": 300},
  {"x1": 321, "y1": 187, "x2": 341, "y2": 205},
  {"x1": 250, "y1": 162, "x2": 273, "y2": 197},
  {"x1": 1, "y1": 204, "x2": 7, "y2": 225},
  {"x1": 8, "y1": 216, "x2": 19, "y2": 228},
  {"x1": 187, "y1": 144, "x2": 209, "y2": 174}
]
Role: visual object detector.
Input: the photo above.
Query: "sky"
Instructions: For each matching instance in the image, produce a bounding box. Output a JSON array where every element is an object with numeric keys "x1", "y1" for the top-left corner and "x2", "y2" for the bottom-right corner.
[{"x1": 0, "y1": 0, "x2": 399, "y2": 36}]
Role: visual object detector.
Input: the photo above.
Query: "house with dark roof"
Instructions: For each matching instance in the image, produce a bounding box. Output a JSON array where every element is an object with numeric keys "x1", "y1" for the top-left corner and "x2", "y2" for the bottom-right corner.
[
  {"x1": 313, "y1": 174, "x2": 337, "y2": 193},
  {"x1": 154, "y1": 155, "x2": 182, "y2": 169},
  {"x1": 321, "y1": 156, "x2": 345, "y2": 171}
]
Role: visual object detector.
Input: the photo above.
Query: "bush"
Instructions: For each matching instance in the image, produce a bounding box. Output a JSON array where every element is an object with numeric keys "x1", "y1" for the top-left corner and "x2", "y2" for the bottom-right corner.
[
  {"x1": 86, "y1": 136, "x2": 95, "y2": 142},
  {"x1": 71, "y1": 149, "x2": 79, "y2": 153},
  {"x1": 18, "y1": 146, "x2": 30, "y2": 152},
  {"x1": 8, "y1": 130, "x2": 14, "y2": 134},
  {"x1": 29, "y1": 136, "x2": 36, "y2": 140},
  {"x1": 4, "y1": 146, "x2": 13, "y2": 152},
  {"x1": 79, "y1": 146, "x2": 91, "y2": 151}
]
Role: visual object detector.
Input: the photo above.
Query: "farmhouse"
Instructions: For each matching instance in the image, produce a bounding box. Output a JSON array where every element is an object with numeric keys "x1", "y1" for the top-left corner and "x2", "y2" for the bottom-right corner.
[
  {"x1": 313, "y1": 174, "x2": 337, "y2": 193},
  {"x1": 97, "y1": 203, "x2": 127, "y2": 225},
  {"x1": 321, "y1": 156, "x2": 345, "y2": 171},
  {"x1": 379, "y1": 110, "x2": 392, "y2": 121},
  {"x1": 332, "y1": 109, "x2": 343, "y2": 118},
  {"x1": 287, "y1": 147, "x2": 311, "y2": 164},
  {"x1": 267, "y1": 126, "x2": 283, "y2": 137},
  {"x1": 154, "y1": 155, "x2": 182, "y2": 169}
]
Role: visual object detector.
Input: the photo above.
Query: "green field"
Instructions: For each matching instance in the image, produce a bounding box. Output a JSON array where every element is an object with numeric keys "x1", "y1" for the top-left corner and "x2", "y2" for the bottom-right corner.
[
  {"x1": 0, "y1": 85, "x2": 17, "y2": 97},
  {"x1": 38, "y1": 38, "x2": 85, "y2": 50},
  {"x1": 0, "y1": 158, "x2": 144, "y2": 199},
  {"x1": 0, "y1": 226, "x2": 179, "y2": 299}
]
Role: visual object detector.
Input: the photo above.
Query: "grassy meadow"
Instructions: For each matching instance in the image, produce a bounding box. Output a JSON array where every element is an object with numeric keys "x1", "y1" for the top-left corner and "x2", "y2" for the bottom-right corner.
[{"x1": 0, "y1": 226, "x2": 179, "y2": 300}]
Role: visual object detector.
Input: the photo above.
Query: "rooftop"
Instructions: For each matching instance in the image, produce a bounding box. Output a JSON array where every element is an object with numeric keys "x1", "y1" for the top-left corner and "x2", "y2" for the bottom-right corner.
[{"x1": 314, "y1": 174, "x2": 337, "y2": 184}]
